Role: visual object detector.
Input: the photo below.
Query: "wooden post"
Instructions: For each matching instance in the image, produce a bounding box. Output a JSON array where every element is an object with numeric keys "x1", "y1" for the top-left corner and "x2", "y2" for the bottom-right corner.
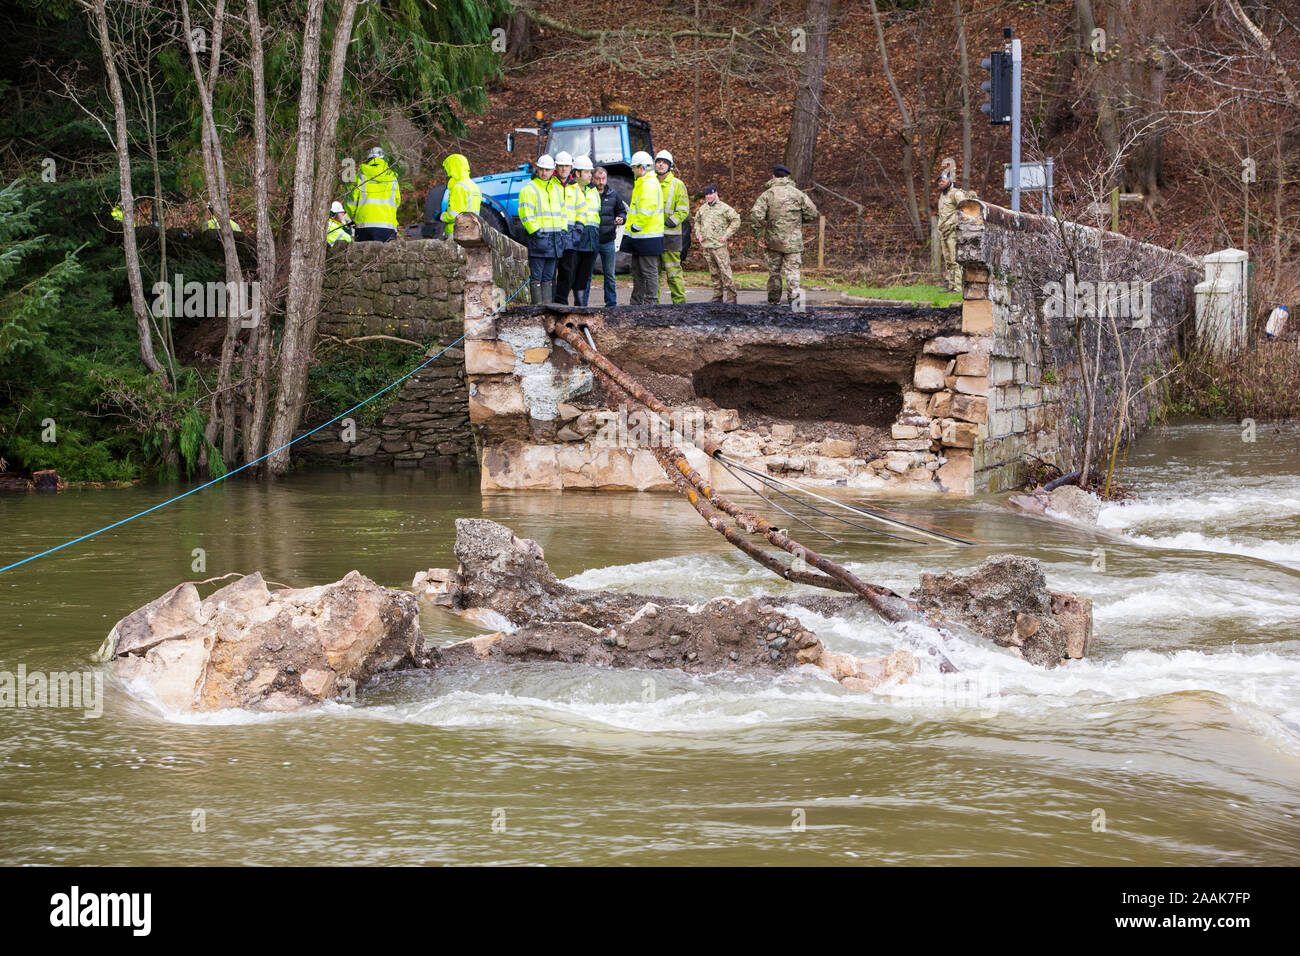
[
  {"x1": 817, "y1": 216, "x2": 825, "y2": 271},
  {"x1": 1110, "y1": 187, "x2": 1119, "y2": 232}
]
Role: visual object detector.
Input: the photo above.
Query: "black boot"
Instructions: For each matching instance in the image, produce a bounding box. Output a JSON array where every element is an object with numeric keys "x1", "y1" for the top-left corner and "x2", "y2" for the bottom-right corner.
[
  {"x1": 540, "y1": 281, "x2": 553, "y2": 305},
  {"x1": 529, "y1": 281, "x2": 542, "y2": 305}
]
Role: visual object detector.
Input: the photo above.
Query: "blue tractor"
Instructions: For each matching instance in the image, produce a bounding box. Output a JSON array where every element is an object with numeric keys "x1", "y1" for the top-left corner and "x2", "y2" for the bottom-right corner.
[{"x1": 423, "y1": 113, "x2": 690, "y2": 269}]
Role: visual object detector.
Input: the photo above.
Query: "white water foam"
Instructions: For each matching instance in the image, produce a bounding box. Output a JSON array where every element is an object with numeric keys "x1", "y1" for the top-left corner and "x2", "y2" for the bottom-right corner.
[
  {"x1": 1098, "y1": 493, "x2": 1300, "y2": 530},
  {"x1": 1122, "y1": 530, "x2": 1300, "y2": 568}
]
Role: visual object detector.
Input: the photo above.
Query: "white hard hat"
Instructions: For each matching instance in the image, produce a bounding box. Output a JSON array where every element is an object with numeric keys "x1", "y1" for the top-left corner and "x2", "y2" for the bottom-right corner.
[
  {"x1": 654, "y1": 149, "x2": 674, "y2": 165},
  {"x1": 330, "y1": 201, "x2": 345, "y2": 214},
  {"x1": 366, "y1": 147, "x2": 385, "y2": 160},
  {"x1": 572, "y1": 154, "x2": 593, "y2": 171},
  {"x1": 535, "y1": 154, "x2": 556, "y2": 170},
  {"x1": 554, "y1": 151, "x2": 573, "y2": 166},
  {"x1": 630, "y1": 151, "x2": 653, "y2": 168}
]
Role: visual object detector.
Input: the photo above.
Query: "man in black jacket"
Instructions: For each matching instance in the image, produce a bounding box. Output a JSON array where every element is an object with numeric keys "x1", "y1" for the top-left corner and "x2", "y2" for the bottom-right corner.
[{"x1": 593, "y1": 166, "x2": 629, "y2": 306}]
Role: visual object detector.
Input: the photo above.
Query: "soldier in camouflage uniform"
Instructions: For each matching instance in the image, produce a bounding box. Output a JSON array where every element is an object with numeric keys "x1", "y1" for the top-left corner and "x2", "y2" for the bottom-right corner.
[
  {"x1": 692, "y1": 185, "x2": 741, "y2": 303},
  {"x1": 750, "y1": 164, "x2": 819, "y2": 305},
  {"x1": 936, "y1": 158, "x2": 976, "y2": 292}
]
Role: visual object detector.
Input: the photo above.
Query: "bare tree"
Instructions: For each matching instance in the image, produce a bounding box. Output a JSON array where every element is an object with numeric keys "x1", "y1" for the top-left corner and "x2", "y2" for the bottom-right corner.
[
  {"x1": 869, "y1": 0, "x2": 923, "y2": 240},
  {"x1": 243, "y1": 0, "x2": 277, "y2": 463},
  {"x1": 180, "y1": 0, "x2": 248, "y2": 465},
  {"x1": 81, "y1": 0, "x2": 163, "y2": 377},
  {"x1": 954, "y1": 0, "x2": 973, "y2": 188},
  {"x1": 783, "y1": 0, "x2": 832, "y2": 185},
  {"x1": 264, "y1": 0, "x2": 361, "y2": 476}
]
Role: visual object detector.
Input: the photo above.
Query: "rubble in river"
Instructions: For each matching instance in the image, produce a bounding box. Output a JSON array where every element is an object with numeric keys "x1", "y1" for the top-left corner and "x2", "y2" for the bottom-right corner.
[
  {"x1": 96, "y1": 519, "x2": 1093, "y2": 713},
  {"x1": 414, "y1": 518, "x2": 918, "y2": 693}
]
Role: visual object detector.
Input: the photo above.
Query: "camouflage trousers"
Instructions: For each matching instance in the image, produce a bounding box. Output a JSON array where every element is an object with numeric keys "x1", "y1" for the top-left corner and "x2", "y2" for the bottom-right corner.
[
  {"x1": 658, "y1": 250, "x2": 686, "y2": 303},
  {"x1": 940, "y1": 228, "x2": 961, "y2": 290},
  {"x1": 764, "y1": 250, "x2": 802, "y2": 304},
  {"x1": 702, "y1": 246, "x2": 738, "y2": 302}
]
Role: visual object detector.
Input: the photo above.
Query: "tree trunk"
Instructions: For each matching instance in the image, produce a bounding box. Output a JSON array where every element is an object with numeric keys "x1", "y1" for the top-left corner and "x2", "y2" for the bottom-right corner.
[
  {"x1": 954, "y1": 0, "x2": 972, "y2": 188},
  {"x1": 869, "y1": 0, "x2": 923, "y2": 240},
  {"x1": 181, "y1": 0, "x2": 246, "y2": 467},
  {"x1": 1075, "y1": 0, "x2": 1121, "y2": 183},
  {"x1": 1124, "y1": 35, "x2": 1165, "y2": 203},
  {"x1": 502, "y1": 9, "x2": 532, "y2": 66},
  {"x1": 244, "y1": 0, "x2": 277, "y2": 467},
  {"x1": 87, "y1": 0, "x2": 163, "y2": 377},
  {"x1": 783, "y1": 0, "x2": 832, "y2": 186},
  {"x1": 1043, "y1": 21, "x2": 1078, "y2": 141},
  {"x1": 265, "y1": 0, "x2": 360, "y2": 476}
]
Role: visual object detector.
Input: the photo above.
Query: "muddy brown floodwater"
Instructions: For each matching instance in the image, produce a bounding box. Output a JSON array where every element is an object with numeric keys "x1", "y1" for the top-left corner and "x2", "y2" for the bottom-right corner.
[{"x1": 0, "y1": 421, "x2": 1297, "y2": 865}]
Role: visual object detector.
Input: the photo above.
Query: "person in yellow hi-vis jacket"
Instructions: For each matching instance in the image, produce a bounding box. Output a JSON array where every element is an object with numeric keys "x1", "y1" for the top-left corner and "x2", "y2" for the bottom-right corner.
[
  {"x1": 517, "y1": 154, "x2": 564, "y2": 304},
  {"x1": 555, "y1": 155, "x2": 601, "y2": 305},
  {"x1": 654, "y1": 149, "x2": 689, "y2": 304},
  {"x1": 439, "y1": 153, "x2": 481, "y2": 236},
  {"x1": 621, "y1": 152, "x2": 664, "y2": 306},
  {"x1": 551, "y1": 151, "x2": 578, "y2": 301},
  {"x1": 347, "y1": 147, "x2": 401, "y2": 242},
  {"x1": 327, "y1": 201, "x2": 353, "y2": 245},
  {"x1": 203, "y1": 203, "x2": 242, "y2": 233}
]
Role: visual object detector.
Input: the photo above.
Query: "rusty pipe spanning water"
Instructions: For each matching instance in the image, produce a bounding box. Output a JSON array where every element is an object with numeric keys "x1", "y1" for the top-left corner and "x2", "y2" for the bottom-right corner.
[{"x1": 551, "y1": 319, "x2": 957, "y2": 671}]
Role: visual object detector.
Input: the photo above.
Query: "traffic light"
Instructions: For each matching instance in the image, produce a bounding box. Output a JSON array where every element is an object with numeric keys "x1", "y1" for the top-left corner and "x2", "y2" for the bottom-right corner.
[{"x1": 980, "y1": 51, "x2": 1012, "y2": 125}]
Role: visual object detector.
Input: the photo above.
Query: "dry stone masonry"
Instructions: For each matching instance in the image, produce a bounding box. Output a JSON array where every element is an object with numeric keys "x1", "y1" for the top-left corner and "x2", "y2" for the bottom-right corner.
[
  {"x1": 298, "y1": 220, "x2": 529, "y2": 468},
  {"x1": 465, "y1": 302, "x2": 991, "y2": 493},
  {"x1": 318, "y1": 237, "x2": 465, "y2": 341},
  {"x1": 954, "y1": 200, "x2": 1198, "y2": 492},
  {"x1": 300, "y1": 208, "x2": 1195, "y2": 494}
]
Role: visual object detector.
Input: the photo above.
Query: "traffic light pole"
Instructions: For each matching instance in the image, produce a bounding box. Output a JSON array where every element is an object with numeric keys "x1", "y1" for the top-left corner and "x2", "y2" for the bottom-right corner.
[{"x1": 1009, "y1": 31, "x2": 1022, "y2": 212}]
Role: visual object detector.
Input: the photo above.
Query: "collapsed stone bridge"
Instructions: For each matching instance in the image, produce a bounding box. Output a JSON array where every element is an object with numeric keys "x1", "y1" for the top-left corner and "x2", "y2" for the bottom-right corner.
[
  {"x1": 302, "y1": 205, "x2": 1200, "y2": 494},
  {"x1": 467, "y1": 301, "x2": 984, "y2": 494}
]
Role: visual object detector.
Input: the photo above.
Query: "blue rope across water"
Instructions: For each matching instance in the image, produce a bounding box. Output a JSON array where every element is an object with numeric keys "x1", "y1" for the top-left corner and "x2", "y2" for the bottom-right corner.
[{"x1": 0, "y1": 280, "x2": 531, "y2": 575}]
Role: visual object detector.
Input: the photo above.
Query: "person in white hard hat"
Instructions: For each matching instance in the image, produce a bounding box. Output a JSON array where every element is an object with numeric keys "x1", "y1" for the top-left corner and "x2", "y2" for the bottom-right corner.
[
  {"x1": 556, "y1": 155, "x2": 601, "y2": 305},
  {"x1": 517, "y1": 153, "x2": 564, "y2": 303},
  {"x1": 621, "y1": 151, "x2": 664, "y2": 305},
  {"x1": 654, "y1": 149, "x2": 689, "y2": 304},
  {"x1": 326, "y1": 200, "x2": 353, "y2": 245},
  {"x1": 550, "y1": 151, "x2": 577, "y2": 300}
]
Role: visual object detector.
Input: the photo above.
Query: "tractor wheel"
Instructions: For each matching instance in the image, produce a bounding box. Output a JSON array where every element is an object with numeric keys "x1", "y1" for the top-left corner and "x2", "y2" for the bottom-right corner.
[
  {"x1": 480, "y1": 203, "x2": 510, "y2": 239},
  {"x1": 421, "y1": 186, "x2": 448, "y2": 238}
]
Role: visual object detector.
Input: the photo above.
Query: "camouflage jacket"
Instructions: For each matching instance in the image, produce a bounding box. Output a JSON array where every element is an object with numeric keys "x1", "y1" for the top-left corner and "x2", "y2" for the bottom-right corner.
[
  {"x1": 692, "y1": 199, "x2": 741, "y2": 249},
  {"x1": 750, "y1": 177, "x2": 819, "y2": 253},
  {"x1": 936, "y1": 185, "x2": 977, "y2": 234}
]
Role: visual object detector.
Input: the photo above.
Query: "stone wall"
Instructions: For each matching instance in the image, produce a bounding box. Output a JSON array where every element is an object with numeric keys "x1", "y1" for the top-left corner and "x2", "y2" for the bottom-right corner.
[
  {"x1": 954, "y1": 201, "x2": 1199, "y2": 492},
  {"x1": 295, "y1": 346, "x2": 474, "y2": 468},
  {"x1": 318, "y1": 238, "x2": 466, "y2": 341},
  {"x1": 297, "y1": 218, "x2": 530, "y2": 468}
]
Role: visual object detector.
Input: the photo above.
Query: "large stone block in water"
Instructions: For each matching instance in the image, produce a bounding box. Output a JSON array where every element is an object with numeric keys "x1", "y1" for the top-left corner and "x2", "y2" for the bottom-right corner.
[{"x1": 102, "y1": 571, "x2": 422, "y2": 713}]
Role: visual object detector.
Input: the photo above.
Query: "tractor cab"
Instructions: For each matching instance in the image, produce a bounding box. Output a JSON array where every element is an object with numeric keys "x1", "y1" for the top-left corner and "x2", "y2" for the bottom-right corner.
[{"x1": 425, "y1": 113, "x2": 653, "y2": 249}]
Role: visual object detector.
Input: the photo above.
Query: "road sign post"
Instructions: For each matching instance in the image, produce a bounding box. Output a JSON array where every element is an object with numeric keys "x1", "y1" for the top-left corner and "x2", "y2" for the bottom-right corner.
[{"x1": 1008, "y1": 27, "x2": 1022, "y2": 212}]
